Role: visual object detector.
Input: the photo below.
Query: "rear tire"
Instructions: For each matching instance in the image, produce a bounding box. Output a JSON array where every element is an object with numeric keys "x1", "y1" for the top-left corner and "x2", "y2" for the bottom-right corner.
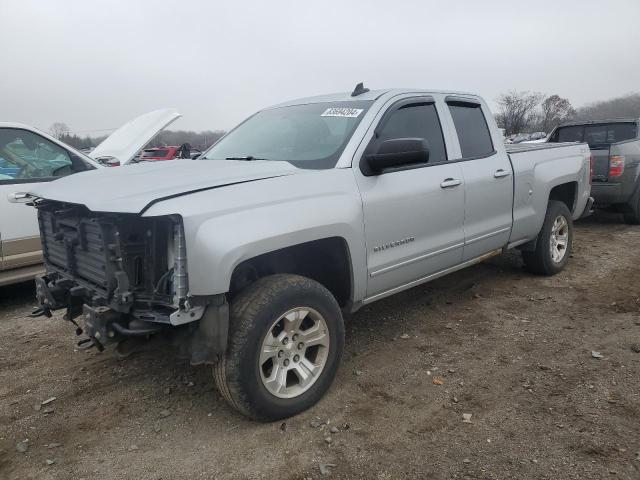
[
  {"x1": 214, "y1": 274, "x2": 344, "y2": 421},
  {"x1": 522, "y1": 200, "x2": 573, "y2": 275}
]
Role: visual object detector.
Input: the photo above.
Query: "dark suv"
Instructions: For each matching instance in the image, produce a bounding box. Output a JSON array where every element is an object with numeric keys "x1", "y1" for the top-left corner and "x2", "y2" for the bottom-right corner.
[{"x1": 548, "y1": 119, "x2": 640, "y2": 223}]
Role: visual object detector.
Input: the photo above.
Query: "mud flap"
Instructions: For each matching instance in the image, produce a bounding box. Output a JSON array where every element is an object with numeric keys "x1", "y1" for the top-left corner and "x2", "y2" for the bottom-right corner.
[{"x1": 189, "y1": 301, "x2": 229, "y2": 366}]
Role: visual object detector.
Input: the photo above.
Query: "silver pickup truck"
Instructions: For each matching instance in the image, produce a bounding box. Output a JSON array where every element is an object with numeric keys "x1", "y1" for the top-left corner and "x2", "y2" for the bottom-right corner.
[{"x1": 23, "y1": 86, "x2": 592, "y2": 420}]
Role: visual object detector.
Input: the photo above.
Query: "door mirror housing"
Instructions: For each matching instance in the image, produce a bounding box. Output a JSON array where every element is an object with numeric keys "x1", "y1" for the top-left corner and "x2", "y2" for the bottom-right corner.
[
  {"x1": 7, "y1": 191, "x2": 31, "y2": 203},
  {"x1": 365, "y1": 138, "x2": 430, "y2": 175}
]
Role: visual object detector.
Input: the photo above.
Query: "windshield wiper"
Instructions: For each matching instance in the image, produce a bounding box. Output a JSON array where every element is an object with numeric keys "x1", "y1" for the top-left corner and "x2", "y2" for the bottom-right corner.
[{"x1": 225, "y1": 156, "x2": 266, "y2": 161}]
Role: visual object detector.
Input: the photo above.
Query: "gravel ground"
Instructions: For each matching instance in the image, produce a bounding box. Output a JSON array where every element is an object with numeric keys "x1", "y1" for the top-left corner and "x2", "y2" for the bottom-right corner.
[{"x1": 1, "y1": 211, "x2": 639, "y2": 480}]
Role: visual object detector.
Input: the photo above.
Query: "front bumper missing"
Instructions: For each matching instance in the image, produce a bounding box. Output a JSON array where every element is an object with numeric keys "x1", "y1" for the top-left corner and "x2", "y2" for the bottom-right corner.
[
  {"x1": 33, "y1": 273, "x2": 229, "y2": 364},
  {"x1": 81, "y1": 304, "x2": 164, "y2": 350}
]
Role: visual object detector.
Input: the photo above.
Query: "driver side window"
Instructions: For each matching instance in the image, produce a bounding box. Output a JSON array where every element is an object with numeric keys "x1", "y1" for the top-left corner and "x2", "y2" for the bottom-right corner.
[
  {"x1": 0, "y1": 128, "x2": 74, "y2": 184},
  {"x1": 375, "y1": 103, "x2": 447, "y2": 164}
]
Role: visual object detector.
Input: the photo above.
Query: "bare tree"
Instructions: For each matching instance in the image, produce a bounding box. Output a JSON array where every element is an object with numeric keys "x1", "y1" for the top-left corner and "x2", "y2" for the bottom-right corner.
[
  {"x1": 495, "y1": 90, "x2": 544, "y2": 136},
  {"x1": 49, "y1": 122, "x2": 71, "y2": 139},
  {"x1": 539, "y1": 95, "x2": 575, "y2": 132}
]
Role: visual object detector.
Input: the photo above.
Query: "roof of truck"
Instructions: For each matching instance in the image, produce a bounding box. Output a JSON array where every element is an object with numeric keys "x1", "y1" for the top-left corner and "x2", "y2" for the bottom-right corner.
[
  {"x1": 557, "y1": 118, "x2": 639, "y2": 127},
  {"x1": 271, "y1": 88, "x2": 481, "y2": 108}
]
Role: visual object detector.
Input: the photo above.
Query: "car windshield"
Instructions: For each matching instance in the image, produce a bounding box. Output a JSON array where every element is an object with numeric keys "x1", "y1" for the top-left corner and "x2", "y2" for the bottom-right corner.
[{"x1": 201, "y1": 101, "x2": 373, "y2": 169}]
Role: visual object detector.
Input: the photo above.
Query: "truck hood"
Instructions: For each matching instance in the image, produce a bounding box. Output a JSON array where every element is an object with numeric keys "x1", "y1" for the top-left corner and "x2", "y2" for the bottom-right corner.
[
  {"x1": 28, "y1": 159, "x2": 300, "y2": 213},
  {"x1": 89, "y1": 108, "x2": 181, "y2": 165}
]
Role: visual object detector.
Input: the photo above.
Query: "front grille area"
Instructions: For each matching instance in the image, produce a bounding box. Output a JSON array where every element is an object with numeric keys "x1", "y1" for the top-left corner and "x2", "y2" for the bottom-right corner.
[
  {"x1": 37, "y1": 201, "x2": 175, "y2": 308},
  {"x1": 39, "y1": 206, "x2": 116, "y2": 294}
]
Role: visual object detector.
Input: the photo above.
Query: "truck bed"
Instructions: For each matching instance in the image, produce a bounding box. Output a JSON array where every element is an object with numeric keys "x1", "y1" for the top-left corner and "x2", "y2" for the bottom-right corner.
[{"x1": 506, "y1": 141, "x2": 591, "y2": 247}]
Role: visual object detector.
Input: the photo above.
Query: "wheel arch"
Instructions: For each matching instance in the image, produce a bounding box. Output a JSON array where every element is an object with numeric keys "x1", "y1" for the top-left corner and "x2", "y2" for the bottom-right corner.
[
  {"x1": 229, "y1": 237, "x2": 354, "y2": 309},
  {"x1": 519, "y1": 185, "x2": 577, "y2": 253},
  {"x1": 549, "y1": 181, "x2": 578, "y2": 214}
]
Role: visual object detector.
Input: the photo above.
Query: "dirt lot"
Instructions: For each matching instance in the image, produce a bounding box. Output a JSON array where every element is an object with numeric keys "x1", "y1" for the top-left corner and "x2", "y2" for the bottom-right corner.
[{"x1": 1, "y1": 212, "x2": 639, "y2": 480}]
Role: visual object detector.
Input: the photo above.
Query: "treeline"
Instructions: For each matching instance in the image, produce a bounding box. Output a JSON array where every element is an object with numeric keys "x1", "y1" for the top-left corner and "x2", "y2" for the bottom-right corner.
[
  {"x1": 573, "y1": 93, "x2": 640, "y2": 121},
  {"x1": 52, "y1": 124, "x2": 226, "y2": 152},
  {"x1": 147, "y1": 129, "x2": 225, "y2": 151},
  {"x1": 59, "y1": 133, "x2": 107, "y2": 150},
  {"x1": 51, "y1": 90, "x2": 640, "y2": 148},
  {"x1": 496, "y1": 91, "x2": 640, "y2": 136}
]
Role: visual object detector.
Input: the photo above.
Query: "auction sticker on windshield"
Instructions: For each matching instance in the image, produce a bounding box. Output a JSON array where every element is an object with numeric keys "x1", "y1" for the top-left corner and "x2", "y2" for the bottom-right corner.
[{"x1": 321, "y1": 107, "x2": 363, "y2": 118}]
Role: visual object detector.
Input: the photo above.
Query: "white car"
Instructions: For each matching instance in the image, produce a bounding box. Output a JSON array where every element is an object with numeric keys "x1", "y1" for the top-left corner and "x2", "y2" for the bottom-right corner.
[{"x1": 0, "y1": 109, "x2": 180, "y2": 286}]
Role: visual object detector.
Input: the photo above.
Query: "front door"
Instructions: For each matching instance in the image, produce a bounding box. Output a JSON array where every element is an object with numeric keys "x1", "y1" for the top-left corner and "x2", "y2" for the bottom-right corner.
[
  {"x1": 355, "y1": 98, "x2": 466, "y2": 301},
  {"x1": 0, "y1": 128, "x2": 88, "y2": 271}
]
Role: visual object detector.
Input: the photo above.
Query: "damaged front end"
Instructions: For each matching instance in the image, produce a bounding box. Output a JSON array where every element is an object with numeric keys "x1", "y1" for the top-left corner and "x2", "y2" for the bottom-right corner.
[{"x1": 32, "y1": 199, "x2": 227, "y2": 364}]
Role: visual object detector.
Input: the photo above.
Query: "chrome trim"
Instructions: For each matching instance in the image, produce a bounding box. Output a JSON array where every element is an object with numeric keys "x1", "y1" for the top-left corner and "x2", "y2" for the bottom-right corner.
[
  {"x1": 173, "y1": 222, "x2": 188, "y2": 303},
  {"x1": 369, "y1": 242, "x2": 464, "y2": 277},
  {"x1": 373, "y1": 236, "x2": 415, "y2": 253},
  {"x1": 464, "y1": 227, "x2": 511, "y2": 246},
  {"x1": 369, "y1": 227, "x2": 509, "y2": 278},
  {"x1": 440, "y1": 178, "x2": 462, "y2": 188},
  {"x1": 363, "y1": 249, "x2": 502, "y2": 304}
]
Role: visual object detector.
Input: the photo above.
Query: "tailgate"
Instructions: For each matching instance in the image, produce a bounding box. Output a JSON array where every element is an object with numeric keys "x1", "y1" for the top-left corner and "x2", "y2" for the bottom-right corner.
[{"x1": 590, "y1": 146, "x2": 611, "y2": 182}]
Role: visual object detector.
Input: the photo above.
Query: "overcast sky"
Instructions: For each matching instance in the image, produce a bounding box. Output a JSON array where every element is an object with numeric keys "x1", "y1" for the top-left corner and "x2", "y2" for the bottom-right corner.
[{"x1": 1, "y1": 0, "x2": 639, "y2": 134}]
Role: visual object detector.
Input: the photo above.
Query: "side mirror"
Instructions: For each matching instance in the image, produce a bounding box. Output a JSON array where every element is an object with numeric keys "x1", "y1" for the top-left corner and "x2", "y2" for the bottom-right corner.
[
  {"x1": 365, "y1": 138, "x2": 430, "y2": 174},
  {"x1": 7, "y1": 191, "x2": 31, "y2": 203}
]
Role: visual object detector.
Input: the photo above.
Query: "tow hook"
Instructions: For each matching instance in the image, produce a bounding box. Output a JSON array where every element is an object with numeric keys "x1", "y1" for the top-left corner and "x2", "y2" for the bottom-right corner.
[
  {"x1": 30, "y1": 306, "x2": 52, "y2": 318},
  {"x1": 76, "y1": 337, "x2": 102, "y2": 351},
  {"x1": 82, "y1": 305, "x2": 118, "y2": 350}
]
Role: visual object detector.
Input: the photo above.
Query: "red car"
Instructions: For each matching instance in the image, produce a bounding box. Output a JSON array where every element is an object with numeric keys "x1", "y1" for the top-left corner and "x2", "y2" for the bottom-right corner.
[{"x1": 140, "y1": 146, "x2": 182, "y2": 161}]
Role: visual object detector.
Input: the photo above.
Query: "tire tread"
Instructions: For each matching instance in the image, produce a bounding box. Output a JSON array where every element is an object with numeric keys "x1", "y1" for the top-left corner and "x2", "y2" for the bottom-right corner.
[
  {"x1": 522, "y1": 200, "x2": 573, "y2": 276},
  {"x1": 213, "y1": 274, "x2": 343, "y2": 421}
]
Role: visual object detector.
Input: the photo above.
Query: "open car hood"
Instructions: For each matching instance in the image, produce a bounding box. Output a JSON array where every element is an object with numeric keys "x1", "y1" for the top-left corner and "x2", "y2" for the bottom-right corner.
[{"x1": 89, "y1": 109, "x2": 181, "y2": 165}]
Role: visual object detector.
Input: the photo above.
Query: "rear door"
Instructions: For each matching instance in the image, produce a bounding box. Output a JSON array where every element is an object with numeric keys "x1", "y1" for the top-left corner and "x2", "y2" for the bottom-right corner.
[
  {"x1": 445, "y1": 98, "x2": 513, "y2": 261},
  {"x1": 355, "y1": 97, "x2": 466, "y2": 301}
]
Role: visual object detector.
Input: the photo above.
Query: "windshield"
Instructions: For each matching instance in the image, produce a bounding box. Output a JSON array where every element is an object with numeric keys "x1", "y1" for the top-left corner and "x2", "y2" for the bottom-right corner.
[{"x1": 201, "y1": 101, "x2": 373, "y2": 169}]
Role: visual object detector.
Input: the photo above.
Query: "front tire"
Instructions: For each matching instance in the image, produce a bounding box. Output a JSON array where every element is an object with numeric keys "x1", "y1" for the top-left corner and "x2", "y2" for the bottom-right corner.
[
  {"x1": 214, "y1": 274, "x2": 344, "y2": 421},
  {"x1": 522, "y1": 200, "x2": 573, "y2": 275}
]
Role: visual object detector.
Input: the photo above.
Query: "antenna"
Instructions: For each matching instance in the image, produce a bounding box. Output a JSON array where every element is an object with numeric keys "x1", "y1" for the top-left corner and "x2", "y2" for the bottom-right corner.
[{"x1": 351, "y1": 82, "x2": 370, "y2": 97}]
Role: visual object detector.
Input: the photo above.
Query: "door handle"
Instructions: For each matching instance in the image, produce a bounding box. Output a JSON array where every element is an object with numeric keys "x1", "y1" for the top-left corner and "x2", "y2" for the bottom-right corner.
[
  {"x1": 494, "y1": 169, "x2": 511, "y2": 178},
  {"x1": 440, "y1": 178, "x2": 462, "y2": 189}
]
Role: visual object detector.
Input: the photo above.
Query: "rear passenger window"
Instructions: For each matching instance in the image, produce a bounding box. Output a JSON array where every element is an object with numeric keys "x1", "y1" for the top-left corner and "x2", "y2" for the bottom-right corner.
[
  {"x1": 447, "y1": 103, "x2": 494, "y2": 158},
  {"x1": 376, "y1": 103, "x2": 447, "y2": 164}
]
